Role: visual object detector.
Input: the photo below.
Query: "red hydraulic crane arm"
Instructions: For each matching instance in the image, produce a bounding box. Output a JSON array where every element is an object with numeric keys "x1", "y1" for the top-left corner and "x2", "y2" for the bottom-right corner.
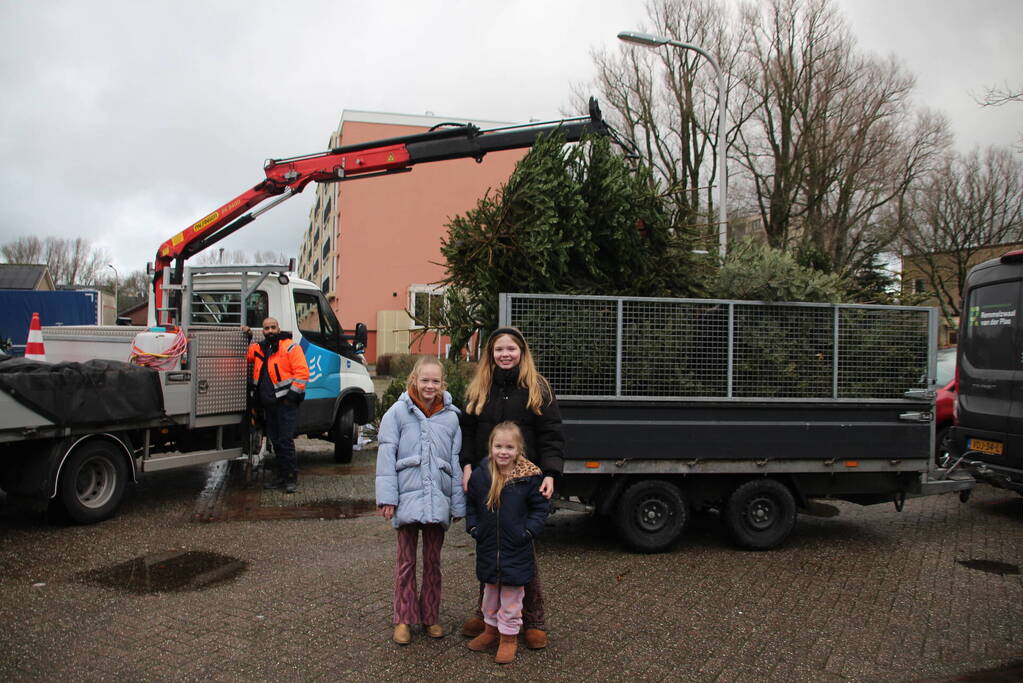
[{"x1": 153, "y1": 98, "x2": 611, "y2": 325}]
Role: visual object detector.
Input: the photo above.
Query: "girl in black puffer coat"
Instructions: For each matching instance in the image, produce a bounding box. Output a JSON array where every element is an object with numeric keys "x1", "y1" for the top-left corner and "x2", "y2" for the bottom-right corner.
[
  {"x1": 465, "y1": 422, "x2": 550, "y2": 664},
  {"x1": 459, "y1": 326, "x2": 564, "y2": 649}
]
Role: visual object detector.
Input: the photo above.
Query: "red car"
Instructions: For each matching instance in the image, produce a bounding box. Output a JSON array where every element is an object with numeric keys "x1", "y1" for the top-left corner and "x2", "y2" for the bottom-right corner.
[{"x1": 934, "y1": 346, "x2": 956, "y2": 466}]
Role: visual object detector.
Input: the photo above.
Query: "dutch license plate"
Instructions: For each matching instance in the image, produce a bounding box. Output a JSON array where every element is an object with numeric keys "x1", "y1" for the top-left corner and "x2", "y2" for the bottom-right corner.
[{"x1": 969, "y1": 438, "x2": 1004, "y2": 456}]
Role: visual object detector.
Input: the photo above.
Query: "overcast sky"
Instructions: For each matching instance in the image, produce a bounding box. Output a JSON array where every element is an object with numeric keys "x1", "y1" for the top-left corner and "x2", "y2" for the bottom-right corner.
[{"x1": 1, "y1": 0, "x2": 1020, "y2": 275}]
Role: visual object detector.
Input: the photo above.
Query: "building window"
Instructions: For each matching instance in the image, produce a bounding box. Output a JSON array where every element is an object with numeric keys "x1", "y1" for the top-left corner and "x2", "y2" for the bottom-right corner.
[
  {"x1": 322, "y1": 238, "x2": 330, "y2": 260},
  {"x1": 914, "y1": 278, "x2": 926, "y2": 294},
  {"x1": 408, "y1": 285, "x2": 446, "y2": 329}
]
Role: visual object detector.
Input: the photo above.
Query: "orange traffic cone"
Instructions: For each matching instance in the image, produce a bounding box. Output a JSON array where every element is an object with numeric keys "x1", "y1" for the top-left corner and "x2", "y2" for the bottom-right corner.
[{"x1": 24, "y1": 312, "x2": 47, "y2": 362}]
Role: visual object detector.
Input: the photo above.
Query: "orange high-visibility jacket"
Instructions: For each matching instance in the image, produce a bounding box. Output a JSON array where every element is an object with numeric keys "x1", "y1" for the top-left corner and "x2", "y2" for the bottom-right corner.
[{"x1": 247, "y1": 335, "x2": 309, "y2": 400}]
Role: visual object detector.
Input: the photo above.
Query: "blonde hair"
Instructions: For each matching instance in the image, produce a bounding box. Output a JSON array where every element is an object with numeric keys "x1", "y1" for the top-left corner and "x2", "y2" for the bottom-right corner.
[
  {"x1": 465, "y1": 330, "x2": 552, "y2": 416},
  {"x1": 486, "y1": 422, "x2": 526, "y2": 511},
  {"x1": 405, "y1": 356, "x2": 446, "y2": 393}
]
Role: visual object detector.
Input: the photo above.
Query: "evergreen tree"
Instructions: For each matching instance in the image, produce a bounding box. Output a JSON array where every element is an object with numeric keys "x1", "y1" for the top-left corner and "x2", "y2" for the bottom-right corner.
[{"x1": 436, "y1": 135, "x2": 706, "y2": 352}]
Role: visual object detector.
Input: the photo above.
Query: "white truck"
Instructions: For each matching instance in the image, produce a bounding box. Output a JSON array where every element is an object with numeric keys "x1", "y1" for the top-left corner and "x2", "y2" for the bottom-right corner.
[
  {"x1": 0, "y1": 264, "x2": 374, "y2": 522},
  {"x1": 0, "y1": 103, "x2": 611, "y2": 523}
]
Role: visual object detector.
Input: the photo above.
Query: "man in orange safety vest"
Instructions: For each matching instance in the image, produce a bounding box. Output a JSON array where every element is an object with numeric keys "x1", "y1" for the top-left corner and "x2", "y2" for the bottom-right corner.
[{"x1": 245, "y1": 317, "x2": 309, "y2": 493}]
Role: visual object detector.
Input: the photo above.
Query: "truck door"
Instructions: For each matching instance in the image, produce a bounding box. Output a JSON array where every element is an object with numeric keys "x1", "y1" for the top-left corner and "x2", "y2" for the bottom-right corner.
[
  {"x1": 292, "y1": 289, "x2": 343, "y2": 431},
  {"x1": 957, "y1": 278, "x2": 1021, "y2": 465}
]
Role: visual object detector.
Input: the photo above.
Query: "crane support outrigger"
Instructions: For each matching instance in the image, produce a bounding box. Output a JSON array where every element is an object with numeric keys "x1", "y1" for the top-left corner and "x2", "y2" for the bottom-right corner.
[{"x1": 153, "y1": 99, "x2": 611, "y2": 325}]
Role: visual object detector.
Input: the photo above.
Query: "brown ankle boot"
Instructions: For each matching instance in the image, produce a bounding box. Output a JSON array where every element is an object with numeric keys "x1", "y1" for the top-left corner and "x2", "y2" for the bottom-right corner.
[
  {"x1": 523, "y1": 628, "x2": 547, "y2": 649},
  {"x1": 467, "y1": 624, "x2": 499, "y2": 651},
  {"x1": 461, "y1": 616, "x2": 485, "y2": 637},
  {"x1": 495, "y1": 633, "x2": 518, "y2": 664}
]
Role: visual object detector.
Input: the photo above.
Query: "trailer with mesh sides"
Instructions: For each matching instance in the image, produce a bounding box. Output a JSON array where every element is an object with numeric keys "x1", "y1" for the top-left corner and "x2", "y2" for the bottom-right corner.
[{"x1": 499, "y1": 293, "x2": 974, "y2": 552}]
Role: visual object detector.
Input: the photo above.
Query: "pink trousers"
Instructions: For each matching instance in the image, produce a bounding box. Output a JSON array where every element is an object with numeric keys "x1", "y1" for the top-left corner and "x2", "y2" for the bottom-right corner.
[
  {"x1": 393, "y1": 523, "x2": 445, "y2": 625},
  {"x1": 482, "y1": 583, "x2": 526, "y2": 636}
]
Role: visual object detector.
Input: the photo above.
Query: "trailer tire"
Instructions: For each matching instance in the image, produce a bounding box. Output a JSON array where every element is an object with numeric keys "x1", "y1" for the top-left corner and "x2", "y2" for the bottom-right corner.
[
  {"x1": 58, "y1": 441, "x2": 127, "y2": 524},
  {"x1": 614, "y1": 480, "x2": 687, "y2": 553},
  {"x1": 333, "y1": 406, "x2": 356, "y2": 464},
  {"x1": 725, "y1": 479, "x2": 796, "y2": 550}
]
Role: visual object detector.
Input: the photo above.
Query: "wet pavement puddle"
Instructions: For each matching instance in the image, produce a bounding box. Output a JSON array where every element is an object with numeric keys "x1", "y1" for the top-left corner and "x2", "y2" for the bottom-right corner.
[
  {"x1": 232, "y1": 498, "x2": 378, "y2": 521},
  {"x1": 955, "y1": 559, "x2": 1020, "y2": 576},
  {"x1": 191, "y1": 459, "x2": 377, "y2": 522},
  {"x1": 76, "y1": 551, "x2": 247, "y2": 593}
]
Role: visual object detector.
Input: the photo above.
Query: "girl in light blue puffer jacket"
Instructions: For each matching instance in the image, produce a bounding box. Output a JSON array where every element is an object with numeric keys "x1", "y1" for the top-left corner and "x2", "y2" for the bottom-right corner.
[{"x1": 376, "y1": 356, "x2": 465, "y2": 645}]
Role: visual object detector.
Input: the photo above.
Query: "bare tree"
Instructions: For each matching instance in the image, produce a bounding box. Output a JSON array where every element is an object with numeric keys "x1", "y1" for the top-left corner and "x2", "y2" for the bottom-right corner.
[
  {"x1": 731, "y1": 0, "x2": 950, "y2": 273},
  {"x1": 974, "y1": 81, "x2": 1023, "y2": 151},
  {"x1": 902, "y1": 146, "x2": 1023, "y2": 328},
  {"x1": 252, "y1": 250, "x2": 291, "y2": 264},
  {"x1": 576, "y1": 0, "x2": 748, "y2": 244},
  {"x1": 192, "y1": 248, "x2": 247, "y2": 265},
  {"x1": 2, "y1": 236, "x2": 110, "y2": 286},
  {"x1": 583, "y1": 0, "x2": 949, "y2": 273},
  {"x1": 1, "y1": 236, "x2": 44, "y2": 264},
  {"x1": 976, "y1": 82, "x2": 1023, "y2": 107},
  {"x1": 192, "y1": 248, "x2": 290, "y2": 265},
  {"x1": 97, "y1": 269, "x2": 151, "y2": 310}
]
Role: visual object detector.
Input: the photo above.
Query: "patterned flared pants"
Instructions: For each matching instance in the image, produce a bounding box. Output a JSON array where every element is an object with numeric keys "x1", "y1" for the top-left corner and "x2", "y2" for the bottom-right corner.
[{"x1": 393, "y1": 523, "x2": 445, "y2": 625}]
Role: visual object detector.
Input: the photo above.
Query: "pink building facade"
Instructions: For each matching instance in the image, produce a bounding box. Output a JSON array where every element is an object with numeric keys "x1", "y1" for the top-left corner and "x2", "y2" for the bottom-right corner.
[{"x1": 298, "y1": 110, "x2": 526, "y2": 363}]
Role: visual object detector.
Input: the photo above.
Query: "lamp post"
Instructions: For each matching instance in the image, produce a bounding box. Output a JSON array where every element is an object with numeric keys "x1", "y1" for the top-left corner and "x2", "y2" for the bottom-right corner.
[
  {"x1": 617, "y1": 30, "x2": 728, "y2": 257},
  {"x1": 107, "y1": 263, "x2": 118, "y2": 321}
]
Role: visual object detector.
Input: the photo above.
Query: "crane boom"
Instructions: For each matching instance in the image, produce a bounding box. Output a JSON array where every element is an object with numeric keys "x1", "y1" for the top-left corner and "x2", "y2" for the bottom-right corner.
[{"x1": 153, "y1": 99, "x2": 610, "y2": 324}]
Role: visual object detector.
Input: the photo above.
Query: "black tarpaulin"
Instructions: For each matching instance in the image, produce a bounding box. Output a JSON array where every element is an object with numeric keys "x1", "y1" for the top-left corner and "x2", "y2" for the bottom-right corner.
[{"x1": 0, "y1": 356, "x2": 164, "y2": 426}]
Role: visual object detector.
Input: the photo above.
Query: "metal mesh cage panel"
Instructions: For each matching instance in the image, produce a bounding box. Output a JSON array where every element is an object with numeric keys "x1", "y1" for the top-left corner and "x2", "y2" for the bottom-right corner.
[
  {"x1": 731, "y1": 303, "x2": 835, "y2": 398},
  {"x1": 621, "y1": 300, "x2": 728, "y2": 397},
  {"x1": 837, "y1": 308, "x2": 930, "y2": 398},
  {"x1": 508, "y1": 296, "x2": 616, "y2": 396},
  {"x1": 502, "y1": 294, "x2": 933, "y2": 400}
]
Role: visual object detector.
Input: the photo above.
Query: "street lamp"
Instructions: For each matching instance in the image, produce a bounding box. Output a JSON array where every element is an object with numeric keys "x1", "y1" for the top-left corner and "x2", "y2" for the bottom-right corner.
[
  {"x1": 107, "y1": 263, "x2": 118, "y2": 322},
  {"x1": 618, "y1": 30, "x2": 729, "y2": 257}
]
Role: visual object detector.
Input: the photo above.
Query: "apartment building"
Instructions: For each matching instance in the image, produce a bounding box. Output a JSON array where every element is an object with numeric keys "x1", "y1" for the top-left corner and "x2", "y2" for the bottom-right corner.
[{"x1": 298, "y1": 109, "x2": 527, "y2": 363}]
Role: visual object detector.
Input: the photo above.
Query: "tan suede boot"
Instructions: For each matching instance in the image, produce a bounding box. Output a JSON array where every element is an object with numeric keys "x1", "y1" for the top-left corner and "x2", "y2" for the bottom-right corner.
[
  {"x1": 495, "y1": 633, "x2": 518, "y2": 664},
  {"x1": 461, "y1": 616, "x2": 485, "y2": 637},
  {"x1": 523, "y1": 628, "x2": 547, "y2": 649},
  {"x1": 467, "y1": 624, "x2": 499, "y2": 651},
  {"x1": 392, "y1": 623, "x2": 411, "y2": 645}
]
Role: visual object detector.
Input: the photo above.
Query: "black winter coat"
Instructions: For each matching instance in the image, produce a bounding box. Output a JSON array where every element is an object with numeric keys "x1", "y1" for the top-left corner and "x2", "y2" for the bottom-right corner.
[
  {"x1": 466, "y1": 457, "x2": 550, "y2": 586},
  {"x1": 459, "y1": 367, "x2": 565, "y2": 477}
]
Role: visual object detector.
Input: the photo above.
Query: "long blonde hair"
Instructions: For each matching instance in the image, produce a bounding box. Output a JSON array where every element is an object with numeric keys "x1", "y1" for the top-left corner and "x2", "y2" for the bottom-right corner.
[
  {"x1": 465, "y1": 328, "x2": 552, "y2": 416},
  {"x1": 486, "y1": 422, "x2": 526, "y2": 510},
  {"x1": 405, "y1": 356, "x2": 446, "y2": 393}
]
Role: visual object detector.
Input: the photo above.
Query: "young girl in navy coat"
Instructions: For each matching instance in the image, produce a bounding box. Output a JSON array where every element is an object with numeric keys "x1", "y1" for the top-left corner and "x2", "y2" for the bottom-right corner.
[
  {"x1": 465, "y1": 421, "x2": 550, "y2": 664},
  {"x1": 376, "y1": 357, "x2": 464, "y2": 645}
]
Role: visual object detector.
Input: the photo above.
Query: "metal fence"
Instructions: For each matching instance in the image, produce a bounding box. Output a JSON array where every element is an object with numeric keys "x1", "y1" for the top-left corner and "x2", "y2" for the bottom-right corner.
[{"x1": 499, "y1": 293, "x2": 937, "y2": 401}]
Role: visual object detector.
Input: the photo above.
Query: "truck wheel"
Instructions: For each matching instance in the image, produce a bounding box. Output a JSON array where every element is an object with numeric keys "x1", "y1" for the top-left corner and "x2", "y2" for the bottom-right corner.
[
  {"x1": 59, "y1": 441, "x2": 127, "y2": 524},
  {"x1": 333, "y1": 406, "x2": 356, "y2": 464},
  {"x1": 724, "y1": 479, "x2": 797, "y2": 550},
  {"x1": 614, "y1": 480, "x2": 687, "y2": 553}
]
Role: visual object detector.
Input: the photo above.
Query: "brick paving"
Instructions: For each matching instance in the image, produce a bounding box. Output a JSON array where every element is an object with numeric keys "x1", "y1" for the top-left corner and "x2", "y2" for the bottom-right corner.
[{"x1": 1, "y1": 438, "x2": 1022, "y2": 682}]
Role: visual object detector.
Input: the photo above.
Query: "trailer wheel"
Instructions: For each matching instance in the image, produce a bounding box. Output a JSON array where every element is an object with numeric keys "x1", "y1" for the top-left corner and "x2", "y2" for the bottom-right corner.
[
  {"x1": 59, "y1": 441, "x2": 127, "y2": 524},
  {"x1": 724, "y1": 479, "x2": 797, "y2": 550},
  {"x1": 614, "y1": 480, "x2": 687, "y2": 553},
  {"x1": 333, "y1": 406, "x2": 356, "y2": 464}
]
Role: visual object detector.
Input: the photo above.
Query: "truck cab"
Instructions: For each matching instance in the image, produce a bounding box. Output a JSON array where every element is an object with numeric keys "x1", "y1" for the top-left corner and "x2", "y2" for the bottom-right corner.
[
  {"x1": 176, "y1": 265, "x2": 375, "y2": 463},
  {"x1": 951, "y1": 251, "x2": 1023, "y2": 493}
]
